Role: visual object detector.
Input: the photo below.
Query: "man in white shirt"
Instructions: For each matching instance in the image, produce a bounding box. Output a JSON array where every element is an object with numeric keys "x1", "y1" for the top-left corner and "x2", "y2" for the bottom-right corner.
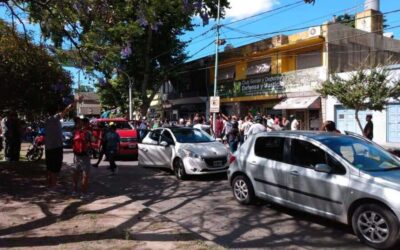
[
  {"x1": 193, "y1": 117, "x2": 211, "y2": 132},
  {"x1": 290, "y1": 115, "x2": 300, "y2": 130},
  {"x1": 247, "y1": 117, "x2": 266, "y2": 136},
  {"x1": 241, "y1": 116, "x2": 253, "y2": 140},
  {"x1": 266, "y1": 115, "x2": 274, "y2": 132}
]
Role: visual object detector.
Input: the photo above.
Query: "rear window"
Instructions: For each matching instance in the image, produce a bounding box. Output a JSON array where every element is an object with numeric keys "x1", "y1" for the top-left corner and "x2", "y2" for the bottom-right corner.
[
  {"x1": 254, "y1": 137, "x2": 284, "y2": 162},
  {"x1": 99, "y1": 121, "x2": 132, "y2": 130}
]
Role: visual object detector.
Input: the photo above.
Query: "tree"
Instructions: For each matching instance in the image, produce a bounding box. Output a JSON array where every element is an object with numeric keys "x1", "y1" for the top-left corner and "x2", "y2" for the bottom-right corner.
[
  {"x1": 336, "y1": 13, "x2": 388, "y2": 30},
  {"x1": 1, "y1": 0, "x2": 230, "y2": 115},
  {"x1": 2, "y1": 0, "x2": 316, "y2": 116},
  {"x1": 318, "y1": 67, "x2": 400, "y2": 133},
  {"x1": 336, "y1": 14, "x2": 355, "y2": 28},
  {"x1": 0, "y1": 20, "x2": 72, "y2": 116}
]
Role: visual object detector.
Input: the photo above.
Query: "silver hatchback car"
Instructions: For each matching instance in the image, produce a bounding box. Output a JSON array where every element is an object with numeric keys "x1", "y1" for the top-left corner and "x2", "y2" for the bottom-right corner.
[{"x1": 228, "y1": 131, "x2": 400, "y2": 249}]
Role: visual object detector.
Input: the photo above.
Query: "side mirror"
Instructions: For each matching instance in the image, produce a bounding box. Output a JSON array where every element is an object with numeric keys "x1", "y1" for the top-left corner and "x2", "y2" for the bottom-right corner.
[
  {"x1": 315, "y1": 163, "x2": 332, "y2": 173},
  {"x1": 160, "y1": 141, "x2": 169, "y2": 147}
]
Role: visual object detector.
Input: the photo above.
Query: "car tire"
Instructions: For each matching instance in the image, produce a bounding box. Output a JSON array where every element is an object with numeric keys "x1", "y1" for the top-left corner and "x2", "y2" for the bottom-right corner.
[
  {"x1": 232, "y1": 175, "x2": 255, "y2": 205},
  {"x1": 174, "y1": 158, "x2": 187, "y2": 180},
  {"x1": 352, "y1": 203, "x2": 399, "y2": 249}
]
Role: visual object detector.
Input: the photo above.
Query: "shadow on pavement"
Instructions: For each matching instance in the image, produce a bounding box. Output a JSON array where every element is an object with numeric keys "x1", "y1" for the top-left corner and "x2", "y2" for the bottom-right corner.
[{"x1": 0, "y1": 154, "x2": 393, "y2": 249}]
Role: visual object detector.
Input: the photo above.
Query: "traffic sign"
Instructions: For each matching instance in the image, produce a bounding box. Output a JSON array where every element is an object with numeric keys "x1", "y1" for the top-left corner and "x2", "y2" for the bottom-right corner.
[{"x1": 210, "y1": 96, "x2": 220, "y2": 113}]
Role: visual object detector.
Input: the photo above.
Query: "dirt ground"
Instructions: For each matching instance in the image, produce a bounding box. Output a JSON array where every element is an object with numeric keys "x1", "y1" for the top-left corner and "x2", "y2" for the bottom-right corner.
[{"x1": 0, "y1": 146, "x2": 223, "y2": 250}]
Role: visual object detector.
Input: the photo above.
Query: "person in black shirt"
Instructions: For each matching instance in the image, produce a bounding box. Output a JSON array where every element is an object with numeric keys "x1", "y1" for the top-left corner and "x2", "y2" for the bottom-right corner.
[{"x1": 363, "y1": 114, "x2": 373, "y2": 140}]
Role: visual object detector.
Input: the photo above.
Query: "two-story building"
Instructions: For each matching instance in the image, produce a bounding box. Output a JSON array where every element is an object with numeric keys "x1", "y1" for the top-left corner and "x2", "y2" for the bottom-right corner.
[{"x1": 165, "y1": 0, "x2": 400, "y2": 140}]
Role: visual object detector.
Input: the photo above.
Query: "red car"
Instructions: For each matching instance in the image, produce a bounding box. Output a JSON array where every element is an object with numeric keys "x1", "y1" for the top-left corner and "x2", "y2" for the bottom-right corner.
[{"x1": 90, "y1": 118, "x2": 138, "y2": 158}]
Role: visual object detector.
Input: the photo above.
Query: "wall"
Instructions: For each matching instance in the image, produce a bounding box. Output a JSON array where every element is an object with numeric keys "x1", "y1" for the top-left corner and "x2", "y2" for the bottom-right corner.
[
  {"x1": 327, "y1": 23, "x2": 400, "y2": 73},
  {"x1": 325, "y1": 65, "x2": 400, "y2": 146}
]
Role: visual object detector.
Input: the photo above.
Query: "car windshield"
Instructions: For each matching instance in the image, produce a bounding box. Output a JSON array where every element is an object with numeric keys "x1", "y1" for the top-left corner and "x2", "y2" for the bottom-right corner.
[
  {"x1": 171, "y1": 128, "x2": 215, "y2": 143},
  {"x1": 321, "y1": 136, "x2": 400, "y2": 172}
]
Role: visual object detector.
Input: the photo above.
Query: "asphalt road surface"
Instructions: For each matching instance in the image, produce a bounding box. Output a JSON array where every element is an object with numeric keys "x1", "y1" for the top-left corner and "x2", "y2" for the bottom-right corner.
[{"x1": 64, "y1": 149, "x2": 377, "y2": 249}]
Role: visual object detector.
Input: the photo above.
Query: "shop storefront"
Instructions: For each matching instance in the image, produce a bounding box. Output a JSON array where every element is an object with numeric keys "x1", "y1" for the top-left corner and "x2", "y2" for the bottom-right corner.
[
  {"x1": 218, "y1": 66, "x2": 326, "y2": 126},
  {"x1": 273, "y1": 95, "x2": 321, "y2": 130}
]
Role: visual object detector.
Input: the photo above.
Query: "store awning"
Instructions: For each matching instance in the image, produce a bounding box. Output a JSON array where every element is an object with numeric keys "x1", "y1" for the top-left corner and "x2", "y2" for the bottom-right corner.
[{"x1": 273, "y1": 96, "x2": 320, "y2": 110}]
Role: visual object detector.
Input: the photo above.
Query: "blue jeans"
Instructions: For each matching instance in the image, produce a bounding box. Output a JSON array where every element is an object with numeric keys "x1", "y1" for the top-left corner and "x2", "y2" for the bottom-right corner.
[{"x1": 229, "y1": 141, "x2": 238, "y2": 153}]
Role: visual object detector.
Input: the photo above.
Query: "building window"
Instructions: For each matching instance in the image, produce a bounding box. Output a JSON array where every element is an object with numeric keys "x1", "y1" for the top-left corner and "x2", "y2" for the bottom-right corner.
[
  {"x1": 218, "y1": 67, "x2": 235, "y2": 81},
  {"x1": 296, "y1": 50, "x2": 322, "y2": 70},
  {"x1": 247, "y1": 58, "x2": 271, "y2": 76}
]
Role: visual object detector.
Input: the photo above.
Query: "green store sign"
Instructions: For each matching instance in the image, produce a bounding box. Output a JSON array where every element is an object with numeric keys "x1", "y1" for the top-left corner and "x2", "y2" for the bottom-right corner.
[{"x1": 217, "y1": 75, "x2": 285, "y2": 98}]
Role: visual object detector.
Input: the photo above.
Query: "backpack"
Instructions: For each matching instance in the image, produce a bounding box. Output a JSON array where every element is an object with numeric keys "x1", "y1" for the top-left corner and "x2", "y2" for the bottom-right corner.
[{"x1": 73, "y1": 130, "x2": 89, "y2": 155}]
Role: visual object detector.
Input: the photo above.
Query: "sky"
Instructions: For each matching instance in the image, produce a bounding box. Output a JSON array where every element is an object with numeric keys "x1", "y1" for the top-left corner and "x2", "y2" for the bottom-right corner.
[
  {"x1": 182, "y1": 0, "x2": 400, "y2": 61},
  {"x1": 1, "y1": 0, "x2": 400, "y2": 87}
]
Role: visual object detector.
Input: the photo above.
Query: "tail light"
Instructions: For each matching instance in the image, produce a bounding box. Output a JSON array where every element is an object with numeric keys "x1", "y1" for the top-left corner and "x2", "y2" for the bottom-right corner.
[{"x1": 229, "y1": 154, "x2": 236, "y2": 164}]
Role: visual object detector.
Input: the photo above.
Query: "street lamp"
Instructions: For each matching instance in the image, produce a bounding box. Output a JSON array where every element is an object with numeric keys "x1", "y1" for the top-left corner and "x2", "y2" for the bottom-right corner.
[{"x1": 113, "y1": 68, "x2": 133, "y2": 120}]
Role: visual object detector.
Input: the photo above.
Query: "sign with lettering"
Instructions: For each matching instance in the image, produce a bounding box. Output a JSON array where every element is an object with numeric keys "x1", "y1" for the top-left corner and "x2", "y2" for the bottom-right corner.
[
  {"x1": 210, "y1": 96, "x2": 220, "y2": 113},
  {"x1": 215, "y1": 66, "x2": 326, "y2": 98}
]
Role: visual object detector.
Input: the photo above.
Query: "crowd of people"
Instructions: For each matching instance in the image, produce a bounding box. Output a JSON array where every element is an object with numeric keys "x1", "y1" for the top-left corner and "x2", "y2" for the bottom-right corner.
[
  {"x1": 135, "y1": 112, "x2": 374, "y2": 153},
  {"x1": 0, "y1": 102, "x2": 374, "y2": 198},
  {"x1": 135, "y1": 112, "x2": 302, "y2": 153}
]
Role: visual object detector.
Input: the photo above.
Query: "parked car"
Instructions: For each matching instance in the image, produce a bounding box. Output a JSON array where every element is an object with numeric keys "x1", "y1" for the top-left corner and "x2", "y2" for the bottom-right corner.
[
  {"x1": 62, "y1": 121, "x2": 74, "y2": 148},
  {"x1": 138, "y1": 127, "x2": 229, "y2": 179},
  {"x1": 90, "y1": 118, "x2": 138, "y2": 158},
  {"x1": 228, "y1": 131, "x2": 400, "y2": 249}
]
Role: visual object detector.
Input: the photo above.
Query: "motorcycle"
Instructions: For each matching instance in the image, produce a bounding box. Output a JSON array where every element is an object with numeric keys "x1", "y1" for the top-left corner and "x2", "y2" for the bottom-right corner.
[{"x1": 26, "y1": 134, "x2": 45, "y2": 161}]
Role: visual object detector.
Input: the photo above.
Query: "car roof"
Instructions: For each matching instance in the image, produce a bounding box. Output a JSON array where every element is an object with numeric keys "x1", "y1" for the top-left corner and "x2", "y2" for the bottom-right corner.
[{"x1": 259, "y1": 130, "x2": 354, "y2": 141}]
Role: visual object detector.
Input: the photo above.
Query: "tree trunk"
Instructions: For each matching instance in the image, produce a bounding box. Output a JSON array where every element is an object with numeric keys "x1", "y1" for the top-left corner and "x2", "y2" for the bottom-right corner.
[
  {"x1": 355, "y1": 109, "x2": 364, "y2": 135},
  {"x1": 139, "y1": 90, "x2": 158, "y2": 117}
]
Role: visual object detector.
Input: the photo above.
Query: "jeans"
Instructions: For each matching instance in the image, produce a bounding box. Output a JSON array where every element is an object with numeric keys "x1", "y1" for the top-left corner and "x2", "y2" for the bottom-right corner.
[
  {"x1": 229, "y1": 141, "x2": 238, "y2": 153},
  {"x1": 107, "y1": 150, "x2": 117, "y2": 172}
]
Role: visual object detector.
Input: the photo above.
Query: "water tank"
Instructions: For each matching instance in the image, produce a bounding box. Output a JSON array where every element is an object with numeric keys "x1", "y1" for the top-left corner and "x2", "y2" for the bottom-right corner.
[{"x1": 365, "y1": 0, "x2": 379, "y2": 11}]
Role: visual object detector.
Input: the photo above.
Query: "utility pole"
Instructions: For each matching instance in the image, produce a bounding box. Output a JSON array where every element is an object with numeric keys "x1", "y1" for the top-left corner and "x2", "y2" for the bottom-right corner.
[
  {"x1": 212, "y1": 0, "x2": 221, "y2": 137},
  {"x1": 114, "y1": 68, "x2": 133, "y2": 120}
]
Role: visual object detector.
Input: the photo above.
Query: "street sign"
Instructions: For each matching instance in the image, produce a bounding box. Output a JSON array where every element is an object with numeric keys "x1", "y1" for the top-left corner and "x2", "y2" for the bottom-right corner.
[{"x1": 210, "y1": 96, "x2": 220, "y2": 113}]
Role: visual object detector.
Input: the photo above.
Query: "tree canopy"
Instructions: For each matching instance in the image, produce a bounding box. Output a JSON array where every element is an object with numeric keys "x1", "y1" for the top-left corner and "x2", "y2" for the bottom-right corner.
[
  {"x1": 0, "y1": 20, "x2": 73, "y2": 116},
  {"x1": 1, "y1": 0, "x2": 230, "y2": 115},
  {"x1": 318, "y1": 67, "x2": 400, "y2": 133}
]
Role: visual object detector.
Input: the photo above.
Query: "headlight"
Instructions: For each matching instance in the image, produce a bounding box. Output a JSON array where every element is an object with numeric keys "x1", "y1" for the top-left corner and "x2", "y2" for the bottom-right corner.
[
  {"x1": 182, "y1": 149, "x2": 202, "y2": 159},
  {"x1": 64, "y1": 136, "x2": 71, "y2": 140}
]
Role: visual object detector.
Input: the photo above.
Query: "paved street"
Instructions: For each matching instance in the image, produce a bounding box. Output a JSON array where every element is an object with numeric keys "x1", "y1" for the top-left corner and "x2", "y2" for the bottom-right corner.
[{"x1": 61, "y1": 150, "x2": 373, "y2": 249}]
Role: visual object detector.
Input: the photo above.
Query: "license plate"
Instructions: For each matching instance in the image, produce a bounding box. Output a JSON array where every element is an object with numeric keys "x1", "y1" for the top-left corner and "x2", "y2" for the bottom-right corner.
[
  {"x1": 213, "y1": 161, "x2": 223, "y2": 167},
  {"x1": 128, "y1": 144, "x2": 137, "y2": 149}
]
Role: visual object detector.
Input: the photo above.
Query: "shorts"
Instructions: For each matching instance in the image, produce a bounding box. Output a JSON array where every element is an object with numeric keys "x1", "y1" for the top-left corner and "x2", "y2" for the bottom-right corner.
[
  {"x1": 46, "y1": 147, "x2": 63, "y2": 173},
  {"x1": 73, "y1": 154, "x2": 91, "y2": 175}
]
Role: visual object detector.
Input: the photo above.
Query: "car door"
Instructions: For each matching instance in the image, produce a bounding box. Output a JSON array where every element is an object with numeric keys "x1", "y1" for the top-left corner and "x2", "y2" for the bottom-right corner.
[
  {"x1": 249, "y1": 136, "x2": 290, "y2": 203},
  {"x1": 286, "y1": 138, "x2": 349, "y2": 216},
  {"x1": 138, "y1": 129, "x2": 164, "y2": 167},
  {"x1": 158, "y1": 129, "x2": 175, "y2": 167}
]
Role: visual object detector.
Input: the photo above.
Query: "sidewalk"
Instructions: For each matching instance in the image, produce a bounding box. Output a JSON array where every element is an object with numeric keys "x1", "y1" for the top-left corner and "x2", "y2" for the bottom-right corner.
[{"x1": 0, "y1": 157, "x2": 223, "y2": 250}]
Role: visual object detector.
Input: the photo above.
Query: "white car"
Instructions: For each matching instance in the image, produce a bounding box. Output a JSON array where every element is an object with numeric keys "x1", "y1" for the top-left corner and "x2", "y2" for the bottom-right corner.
[{"x1": 138, "y1": 127, "x2": 229, "y2": 179}]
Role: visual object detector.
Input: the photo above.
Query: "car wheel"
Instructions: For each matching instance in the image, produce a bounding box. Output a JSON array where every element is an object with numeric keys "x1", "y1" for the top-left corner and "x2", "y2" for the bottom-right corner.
[
  {"x1": 174, "y1": 158, "x2": 187, "y2": 180},
  {"x1": 232, "y1": 175, "x2": 255, "y2": 205},
  {"x1": 352, "y1": 203, "x2": 399, "y2": 249}
]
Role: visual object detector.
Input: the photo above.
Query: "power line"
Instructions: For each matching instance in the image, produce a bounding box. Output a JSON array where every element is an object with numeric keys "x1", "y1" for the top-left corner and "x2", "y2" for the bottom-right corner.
[
  {"x1": 224, "y1": 0, "x2": 305, "y2": 26},
  {"x1": 224, "y1": 8, "x2": 400, "y2": 41},
  {"x1": 171, "y1": 23, "x2": 400, "y2": 75},
  {"x1": 219, "y1": 0, "x2": 385, "y2": 48}
]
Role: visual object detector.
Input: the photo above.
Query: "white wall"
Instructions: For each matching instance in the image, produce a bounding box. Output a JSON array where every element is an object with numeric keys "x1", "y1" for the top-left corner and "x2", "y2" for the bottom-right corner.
[{"x1": 324, "y1": 65, "x2": 400, "y2": 146}]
